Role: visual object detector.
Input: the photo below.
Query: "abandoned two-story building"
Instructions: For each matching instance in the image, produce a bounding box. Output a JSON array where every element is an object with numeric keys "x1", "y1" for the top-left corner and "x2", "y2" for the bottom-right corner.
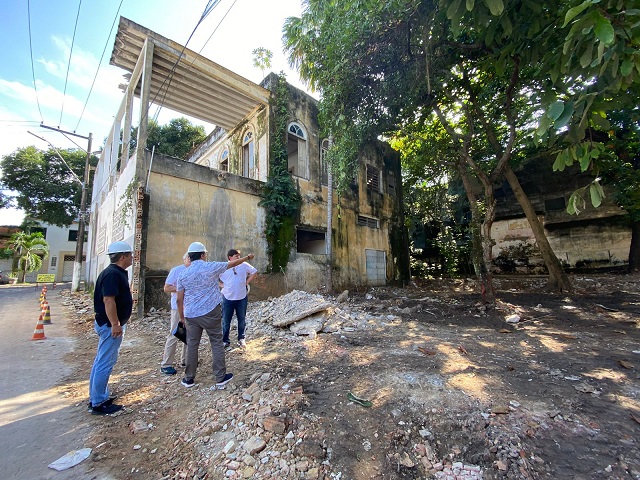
[{"x1": 86, "y1": 17, "x2": 410, "y2": 316}]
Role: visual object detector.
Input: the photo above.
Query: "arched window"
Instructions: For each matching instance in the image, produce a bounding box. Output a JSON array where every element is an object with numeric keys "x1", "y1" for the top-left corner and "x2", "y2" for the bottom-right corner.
[
  {"x1": 287, "y1": 122, "x2": 308, "y2": 178},
  {"x1": 242, "y1": 131, "x2": 254, "y2": 178},
  {"x1": 320, "y1": 138, "x2": 330, "y2": 185},
  {"x1": 219, "y1": 148, "x2": 229, "y2": 172}
]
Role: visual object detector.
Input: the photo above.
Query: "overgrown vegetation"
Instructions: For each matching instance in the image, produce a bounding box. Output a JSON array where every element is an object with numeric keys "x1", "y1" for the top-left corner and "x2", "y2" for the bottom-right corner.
[{"x1": 259, "y1": 73, "x2": 301, "y2": 272}]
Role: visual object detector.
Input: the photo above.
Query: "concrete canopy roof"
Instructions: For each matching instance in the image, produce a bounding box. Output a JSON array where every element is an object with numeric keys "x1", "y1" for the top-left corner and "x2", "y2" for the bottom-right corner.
[{"x1": 110, "y1": 17, "x2": 270, "y2": 131}]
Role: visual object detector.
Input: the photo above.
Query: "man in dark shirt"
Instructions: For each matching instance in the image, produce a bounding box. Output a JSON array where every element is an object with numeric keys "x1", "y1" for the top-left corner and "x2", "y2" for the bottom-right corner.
[{"x1": 88, "y1": 241, "x2": 133, "y2": 415}]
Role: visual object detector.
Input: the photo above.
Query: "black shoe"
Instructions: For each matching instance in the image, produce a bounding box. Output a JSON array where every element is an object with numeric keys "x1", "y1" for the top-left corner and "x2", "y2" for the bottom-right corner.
[
  {"x1": 181, "y1": 377, "x2": 196, "y2": 388},
  {"x1": 91, "y1": 403, "x2": 123, "y2": 415},
  {"x1": 214, "y1": 373, "x2": 234, "y2": 390},
  {"x1": 161, "y1": 366, "x2": 177, "y2": 375},
  {"x1": 87, "y1": 396, "x2": 117, "y2": 412}
]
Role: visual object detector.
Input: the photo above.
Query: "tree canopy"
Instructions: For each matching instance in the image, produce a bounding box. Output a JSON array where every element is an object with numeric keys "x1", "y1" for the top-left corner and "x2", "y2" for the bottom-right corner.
[
  {"x1": 0, "y1": 146, "x2": 96, "y2": 226},
  {"x1": 283, "y1": 0, "x2": 639, "y2": 292},
  {"x1": 130, "y1": 117, "x2": 207, "y2": 160}
]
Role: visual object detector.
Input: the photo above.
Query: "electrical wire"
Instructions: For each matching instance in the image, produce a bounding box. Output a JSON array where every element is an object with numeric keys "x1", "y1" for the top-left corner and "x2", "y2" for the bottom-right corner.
[
  {"x1": 58, "y1": 0, "x2": 83, "y2": 127},
  {"x1": 196, "y1": 0, "x2": 238, "y2": 55},
  {"x1": 149, "y1": 0, "x2": 222, "y2": 123},
  {"x1": 27, "y1": 0, "x2": 44, "y2": 122},
  {"x1": 74, "y1": 0, "x2": 125, "y2": 133}
]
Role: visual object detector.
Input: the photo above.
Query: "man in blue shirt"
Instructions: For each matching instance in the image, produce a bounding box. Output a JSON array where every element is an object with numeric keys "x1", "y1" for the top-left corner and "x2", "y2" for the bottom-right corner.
[
  {"x1": 89, "y1": 241, "x2": 133, "y2": 415},
  {"x1": 177, "y1": 242, "x2": 254, "y2": 389}
]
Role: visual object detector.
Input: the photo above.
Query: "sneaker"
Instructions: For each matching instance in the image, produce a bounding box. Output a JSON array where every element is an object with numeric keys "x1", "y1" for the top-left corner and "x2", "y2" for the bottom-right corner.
[
  {"x1": 91, "y1": 403, "x2": 123, "y2": 415},
  {"x1": 215, "y1": 373, "x2": 234, "y2": 390},
  {"x1": 181, "y1": 361, "x2": 186, "y2": 367},
  {"x1": 161, "y1": 366, "x2": 177, "y2": 375},
  {"x1": 224, "y1": 342, "x2": 233, "y2": 352},
  {"x1": 238, "y1": 339, "x2": 247, "y2": 349},
  {"x1": 181, "y1": 377, "x2": 196, "y2": 388},
  {"x1": 87, "y1": 396, "x2": 117, "y2": 412}
]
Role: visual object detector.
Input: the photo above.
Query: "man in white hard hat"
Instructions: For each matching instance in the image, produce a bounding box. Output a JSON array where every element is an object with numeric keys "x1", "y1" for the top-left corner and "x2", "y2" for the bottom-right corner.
[
  {"x1": 177, "y1": 241, "x2": 254, "y2": 389},
  {"x1": 159, "y1": 252, "x2": 190, "y2": 375},
  {"x1": 88, "y1": 240, "x2": 133, "y2": 415}
]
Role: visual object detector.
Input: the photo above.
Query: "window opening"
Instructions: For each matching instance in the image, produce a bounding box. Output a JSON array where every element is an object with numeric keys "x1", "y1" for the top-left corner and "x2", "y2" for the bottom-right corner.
[
  {"x1": 287, "y1": 122, "x2": 308, "y2": 178},
  {"x1": 51, "y1": 256, "x2": 57, "y2": 267},
  {"x1": 366, "y1": 164, "x2": 381, "y2": 193},
  {"x1": 242, "y1": 132, "x2": 254, "y2": 178},
  {"x1": 297, "y1": 228, "x2": 326, "y2": 254},
  {"x1": 357, "y1": 215, "x2": 380, "y2": 229},
  {"x1": 220, "y1": 148, "x2": 229, "y2": 172}
]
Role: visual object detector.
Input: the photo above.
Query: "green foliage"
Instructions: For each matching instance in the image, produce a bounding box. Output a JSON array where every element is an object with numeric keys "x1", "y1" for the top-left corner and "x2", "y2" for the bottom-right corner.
[
  {"x1": 130, "y1": 117, "x2": 207, "y2": 159},
  {"x1": 259, "y1": 73, "x2": 301, "y2": 272},
  {"x1": 252, "y1": 48, "x2": 273, "y2": 79},
  {"x1": 0, "y1": 146, "x2": 95, "y2": 226}
]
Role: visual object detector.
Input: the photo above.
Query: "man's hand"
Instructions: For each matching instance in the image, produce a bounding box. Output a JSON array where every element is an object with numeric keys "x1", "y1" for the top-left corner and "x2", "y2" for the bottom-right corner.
[
  {"x1": 111, "y1": 322, "x2": 123, "y2": 338},
  {"x1": 246, "y1": 253, "x2": 254, "y2": 260}
]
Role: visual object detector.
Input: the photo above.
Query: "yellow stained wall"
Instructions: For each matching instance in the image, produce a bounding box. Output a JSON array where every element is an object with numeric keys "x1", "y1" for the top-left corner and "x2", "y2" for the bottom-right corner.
[{"x1": 145, "y1": 170, "x2": 268, "y2": 272}]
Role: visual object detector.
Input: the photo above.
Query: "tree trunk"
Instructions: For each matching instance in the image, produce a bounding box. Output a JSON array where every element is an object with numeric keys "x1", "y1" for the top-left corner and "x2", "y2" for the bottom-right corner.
[
  {"x1": 629, "y1": 219, "x2": 640, "y2": 272},
  {"x1": 458, "y1": 163, "x2": 495, "y2": 303},
  {"x1": 504, "y1": 166, "x2": 572, "y2": 292}
]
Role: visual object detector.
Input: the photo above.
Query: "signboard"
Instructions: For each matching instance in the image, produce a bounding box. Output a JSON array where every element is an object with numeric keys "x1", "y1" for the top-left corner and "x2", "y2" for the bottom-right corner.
[{"x1": 36, "y1": 274, "x2": 56, "y2": 283}]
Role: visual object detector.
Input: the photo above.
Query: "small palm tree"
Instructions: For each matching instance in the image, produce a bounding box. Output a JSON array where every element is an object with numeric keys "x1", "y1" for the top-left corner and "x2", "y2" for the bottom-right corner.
[{"x1": 8, "y1": 232, "x2": 49, "y2": 283}]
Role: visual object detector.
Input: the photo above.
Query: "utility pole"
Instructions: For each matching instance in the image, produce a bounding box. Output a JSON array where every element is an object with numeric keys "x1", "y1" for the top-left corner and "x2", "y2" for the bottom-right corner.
[{"x1": 39, "y1": 124, "x2": 92, "y2": 291}]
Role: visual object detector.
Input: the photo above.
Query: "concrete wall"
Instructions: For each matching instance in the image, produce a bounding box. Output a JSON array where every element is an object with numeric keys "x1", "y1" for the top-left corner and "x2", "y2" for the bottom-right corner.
[{"x1": 143, "y1": 153, "x2": 269, "y2": 309}]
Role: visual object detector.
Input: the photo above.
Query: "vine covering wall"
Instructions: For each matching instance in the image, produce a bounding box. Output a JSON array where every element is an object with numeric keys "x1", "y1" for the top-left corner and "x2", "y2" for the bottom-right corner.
[{"x1": 259, "y1": 73, "x2": 301, "y2": 272}]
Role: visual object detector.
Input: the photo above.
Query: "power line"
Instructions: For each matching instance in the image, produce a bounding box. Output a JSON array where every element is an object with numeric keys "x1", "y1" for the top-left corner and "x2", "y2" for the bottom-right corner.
[
  {"x1": 74, "y1": 0, "x2": 125, "y2": 133},
  {"x1": 197, "y1": 0, "x2": 238, "y2": 55},
  {"x1": 27, "y1": 0, "x2": 44, "y2": 122},
  {"x1": 58, "y1": 0, "x2": 83, "y2": 127},
  {"x1": 149, "y1": 0, "x2": 222, "y2": 123}
]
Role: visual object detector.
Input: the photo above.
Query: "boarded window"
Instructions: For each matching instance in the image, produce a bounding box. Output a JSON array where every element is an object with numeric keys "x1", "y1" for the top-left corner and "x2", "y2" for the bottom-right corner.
[{"x1": 365, "y1": 249, "x2": 386, "y2": 285}]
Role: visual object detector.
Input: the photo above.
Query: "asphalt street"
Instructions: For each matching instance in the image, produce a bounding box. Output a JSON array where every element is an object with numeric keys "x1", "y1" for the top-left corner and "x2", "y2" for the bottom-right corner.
[{"x1": 0, "y1": 283, "x2": 95, "y2": 479}]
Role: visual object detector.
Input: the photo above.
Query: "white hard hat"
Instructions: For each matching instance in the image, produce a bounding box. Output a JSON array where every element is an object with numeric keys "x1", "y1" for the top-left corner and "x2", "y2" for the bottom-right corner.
[
  {"x1": 107, "y1": 241, "x2": 133, "y2": 254},
  {"x1": 187, "y1": 241, "x2": 207, "y2": 253}
]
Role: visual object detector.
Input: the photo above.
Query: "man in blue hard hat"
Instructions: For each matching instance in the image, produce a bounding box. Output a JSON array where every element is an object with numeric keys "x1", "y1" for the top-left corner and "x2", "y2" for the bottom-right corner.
[
  {"x1": 88, "y1": 240, "x2": 133, "y2": 415},
  {"x1": 177, "y1": 241, "x2": 254, "y2": 390}
]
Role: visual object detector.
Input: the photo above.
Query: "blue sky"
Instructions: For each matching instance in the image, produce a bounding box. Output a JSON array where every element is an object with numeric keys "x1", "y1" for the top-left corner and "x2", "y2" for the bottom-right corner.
[{"x1": 0, "y1": 0, "x2": 308, "y2": 225}]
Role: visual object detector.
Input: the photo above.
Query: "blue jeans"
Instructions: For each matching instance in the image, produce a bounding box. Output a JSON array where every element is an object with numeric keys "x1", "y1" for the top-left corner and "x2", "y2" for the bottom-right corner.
[
  {"x1": 89, "y1": 321, "x2": 126, "y2": 407},
  {"x1": 222, "y1": 296, "x2": 247, "y2": 344}
]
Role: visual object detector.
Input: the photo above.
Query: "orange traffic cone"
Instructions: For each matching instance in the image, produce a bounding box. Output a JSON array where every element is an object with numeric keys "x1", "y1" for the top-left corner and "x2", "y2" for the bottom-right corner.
[
  {"x1": 43, "y1": 302, "x2": 52, "y2": 325},
  {"x1": 30, "y1": 314, "x2": 47, "y2": 341}
]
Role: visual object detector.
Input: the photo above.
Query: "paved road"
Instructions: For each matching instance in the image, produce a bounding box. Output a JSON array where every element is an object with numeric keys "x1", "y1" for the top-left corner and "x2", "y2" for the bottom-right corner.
[{"x1": 0, "y1": 284, "x2": 96, "y2": 479}]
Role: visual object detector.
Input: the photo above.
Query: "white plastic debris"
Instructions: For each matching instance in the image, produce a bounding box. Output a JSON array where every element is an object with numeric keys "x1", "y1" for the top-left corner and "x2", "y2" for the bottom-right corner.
[
  {"x1": 47, "y1": 448, "x2": 92, "y2": 471},
  {"x1": 505, "y1": 314, "x2": 521, "y2": 323}
]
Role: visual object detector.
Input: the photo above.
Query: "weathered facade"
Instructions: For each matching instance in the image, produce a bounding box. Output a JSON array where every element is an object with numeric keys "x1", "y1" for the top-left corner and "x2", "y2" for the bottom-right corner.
[
  {"x1": 86, "y1": 18, "x2": 409, "y2": 316},
  {"x1": 491, "y1": 159, "x2": 631, "y2": 272}
]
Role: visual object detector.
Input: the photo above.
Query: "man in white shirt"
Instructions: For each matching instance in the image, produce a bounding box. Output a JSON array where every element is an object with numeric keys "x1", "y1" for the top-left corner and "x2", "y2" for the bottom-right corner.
[
  {"x1": 177, "y1": 242, "x2": 254, "y2": 389},
  {"x1": 220, "y1": 249, "x2": 257, "y2": 350},
  {"x1": 160, "y1": 253, "x2": 190, "y2": 375}
]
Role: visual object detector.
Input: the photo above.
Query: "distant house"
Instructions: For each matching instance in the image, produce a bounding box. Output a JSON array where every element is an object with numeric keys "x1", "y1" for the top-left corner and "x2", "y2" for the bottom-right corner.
[
  {"x1": 491, "y1": 159, "x2": 631, "y2": 272},
  {"x1": 86, "y1": 18, "x2": 410, "y2": 316},
  {"x1": 0, "y1": 222, "x2": 86, "y2": 282}
]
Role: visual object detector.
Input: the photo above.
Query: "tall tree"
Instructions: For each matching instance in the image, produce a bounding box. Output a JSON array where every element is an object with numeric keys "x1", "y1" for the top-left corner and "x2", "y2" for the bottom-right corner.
[
  {"x1": 1, "y1": 146, "x2": 94, "y2": 226},
  {"x1": 7, "y1": 231, "x2": 49, "y2": 283}
]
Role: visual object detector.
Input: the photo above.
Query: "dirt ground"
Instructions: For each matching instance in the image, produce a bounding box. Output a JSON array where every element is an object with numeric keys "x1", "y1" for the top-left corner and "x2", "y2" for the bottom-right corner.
[{"x1": 58, "y1": 273, "x2": 640, "y2": 479}]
